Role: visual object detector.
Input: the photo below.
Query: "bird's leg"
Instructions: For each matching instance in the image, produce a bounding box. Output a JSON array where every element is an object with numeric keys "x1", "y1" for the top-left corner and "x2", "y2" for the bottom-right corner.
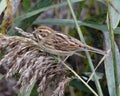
[{"x1": 87, "y1": 49, "x2": 111, "y2": 83}]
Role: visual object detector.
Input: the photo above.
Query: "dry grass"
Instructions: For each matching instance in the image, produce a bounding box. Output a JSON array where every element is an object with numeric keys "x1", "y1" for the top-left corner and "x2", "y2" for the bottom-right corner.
[{"x1": 0, "y1": 33, "x2": 70, "y2": 96}]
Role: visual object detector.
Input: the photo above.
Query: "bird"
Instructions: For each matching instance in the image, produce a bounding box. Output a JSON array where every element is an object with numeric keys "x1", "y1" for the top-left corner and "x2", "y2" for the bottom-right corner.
[{"x1": 32, "y1": 26, "x2": 107, "y2": 56}]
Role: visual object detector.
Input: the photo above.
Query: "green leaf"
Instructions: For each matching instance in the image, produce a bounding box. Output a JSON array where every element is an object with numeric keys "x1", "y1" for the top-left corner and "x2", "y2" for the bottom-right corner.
[
  {"x1": 8, "y1": 0, "x2": 53, "y2": 35},
  {"x1": 70, "y1": 79, "x2": 92, "y2": 93},
  {"x1": 103, "y1": 31, "x2": 116, "y2": 96},
  {"x1": 85, "y1": 13, "x2": 106, "y2": 24},
  {"x1": 0, "y1": 0, "x2": 6, "y2": 15},
  {"x1": 33, "y1": 18, "x2": 120, "y2": 34},
  {"x1": 30, "y1": 84, "x2": 39, "y2": 96},
  {"x1": 14, "y1": 0, "x2": 83, "y2": 24},
  {"x1": 21, "y1": 0, "x2": 31, "y2": 12},
  {"x1": 19, "y1": 0, "x2": 53, "y2": 30},
  {"x1": 106, "y1": 0, "x2": 120, "y2": 29},
  {"x1": 8, "y1": 0, "x2": 83, "y2": 35},
  {"x1": 115, "y1": 43, "x2": 120, "y2": 84}
]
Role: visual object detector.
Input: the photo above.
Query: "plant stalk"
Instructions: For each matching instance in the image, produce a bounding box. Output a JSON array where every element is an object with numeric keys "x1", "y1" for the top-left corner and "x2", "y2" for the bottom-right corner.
[
  {"x1": 67, "y1": 0, "x2": 103, "y2": 96},
  {"x1": 107, "y1": 0, "x2": 119, "y2": 95}
]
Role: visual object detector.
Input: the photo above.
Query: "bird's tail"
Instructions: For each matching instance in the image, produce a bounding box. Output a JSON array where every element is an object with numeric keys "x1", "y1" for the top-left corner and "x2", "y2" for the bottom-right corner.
[{"x1": 80, "y1": 44, "x2": 108, "y2": 55}]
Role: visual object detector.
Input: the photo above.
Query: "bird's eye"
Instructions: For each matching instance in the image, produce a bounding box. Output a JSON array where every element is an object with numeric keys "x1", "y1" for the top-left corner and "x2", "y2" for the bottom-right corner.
[{"x1": 39, "y1": 30, "x2": 42, "y2": 32}]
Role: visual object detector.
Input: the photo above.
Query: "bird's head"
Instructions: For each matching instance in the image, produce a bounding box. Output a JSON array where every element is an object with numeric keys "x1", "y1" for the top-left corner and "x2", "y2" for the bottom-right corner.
[{"x1": 33, "y1": 26, "x2": 54, "y2": 41}]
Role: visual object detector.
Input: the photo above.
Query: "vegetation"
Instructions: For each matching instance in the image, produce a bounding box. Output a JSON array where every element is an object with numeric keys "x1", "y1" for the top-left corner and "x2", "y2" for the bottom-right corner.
[{"x1": 0, "y1": 0, "x2": 120, "y2": 96}]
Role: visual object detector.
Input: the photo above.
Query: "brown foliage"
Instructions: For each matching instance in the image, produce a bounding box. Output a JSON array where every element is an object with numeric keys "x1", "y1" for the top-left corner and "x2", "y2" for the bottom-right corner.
[{"x1": 0, "y1": 34, "x2": 70, "y2": 96}]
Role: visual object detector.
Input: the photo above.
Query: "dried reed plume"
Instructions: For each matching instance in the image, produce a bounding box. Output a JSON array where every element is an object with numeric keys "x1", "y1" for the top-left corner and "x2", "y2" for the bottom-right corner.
[{"x1": 0, "y1": 33, "x2": 71, "y2": 96}]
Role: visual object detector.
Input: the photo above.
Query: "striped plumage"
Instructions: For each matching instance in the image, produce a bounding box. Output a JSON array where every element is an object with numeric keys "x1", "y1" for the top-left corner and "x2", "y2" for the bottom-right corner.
[{"x1": 33, "y1": 26, "x2": 106, "y2": 56}]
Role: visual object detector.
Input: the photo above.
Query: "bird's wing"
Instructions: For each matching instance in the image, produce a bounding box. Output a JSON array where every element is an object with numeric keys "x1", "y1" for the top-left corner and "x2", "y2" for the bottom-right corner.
[{"x1": 43, "y1": 33, "x2": 80, "y2": 51}]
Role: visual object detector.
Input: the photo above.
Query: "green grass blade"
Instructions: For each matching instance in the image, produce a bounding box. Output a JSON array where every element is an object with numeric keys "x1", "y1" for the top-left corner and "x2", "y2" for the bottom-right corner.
[
  {"x1": 106, "y1": 0, "x2": 120, "y2": 29},
  {"x1": 0, "y1": 0, "x2": 6, "y2": 15},
  {"x1": 33, "y1": 18, "x2": 120, "y2": 34},
  {"x1": 103, "y1": 31, "x2": 116, "y2": 96},
  {"x1": 14, "y1": 0, "x2": 83, "y2": 25},
  {"x1": 115, "y1": 43, "x2": 120, "y2": 84},
  {"x1": 67, "y1": 0, "x2": 103, "y2": 95}
]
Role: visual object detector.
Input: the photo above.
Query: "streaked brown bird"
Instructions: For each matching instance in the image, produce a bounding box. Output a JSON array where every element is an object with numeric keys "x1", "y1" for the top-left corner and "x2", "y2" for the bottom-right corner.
[{"x1": 32, "y1": 26, "x2": 107, "y2": 56}]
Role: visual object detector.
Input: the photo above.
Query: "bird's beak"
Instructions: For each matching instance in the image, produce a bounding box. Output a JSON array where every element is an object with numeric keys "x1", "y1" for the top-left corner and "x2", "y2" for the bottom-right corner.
[
  {"x1": 33, "y1": 30, "x2": 37, "y2": 34},
  {"x1": 34, "y1": 27, "x2": 37, "y2": 30}
]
